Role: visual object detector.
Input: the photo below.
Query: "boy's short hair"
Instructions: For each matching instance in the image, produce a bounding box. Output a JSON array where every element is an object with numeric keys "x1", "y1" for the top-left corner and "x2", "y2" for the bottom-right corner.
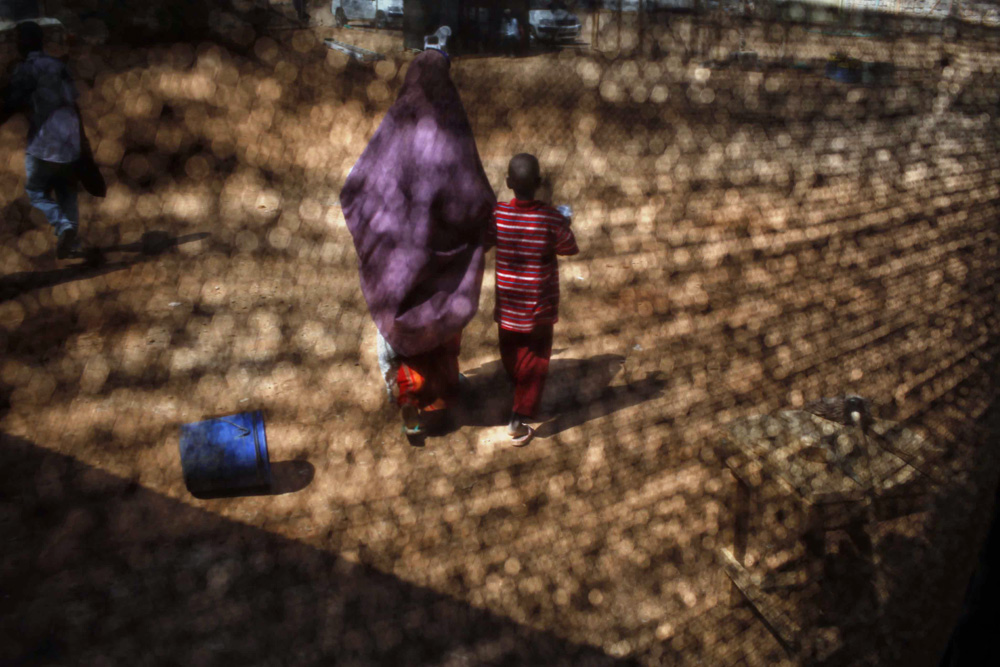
[
  {"x1": 16, "y1": 21, "x2": 44, "y2": 56},
  {"x1": 508, "y1": 153, "x2": 540, "y2": 192}
]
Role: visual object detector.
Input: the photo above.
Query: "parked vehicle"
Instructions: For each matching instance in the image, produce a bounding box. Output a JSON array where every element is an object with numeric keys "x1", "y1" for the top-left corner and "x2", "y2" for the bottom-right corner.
[
  {"x1": 529, "y1": 1, "x2": 582, "y2": 43},
  {"x1": 604, "y1": 0, "x2": 697, "y2": 11},
  {"x1": 332, "y1": 0, "x2": 403, "y2": 29}
]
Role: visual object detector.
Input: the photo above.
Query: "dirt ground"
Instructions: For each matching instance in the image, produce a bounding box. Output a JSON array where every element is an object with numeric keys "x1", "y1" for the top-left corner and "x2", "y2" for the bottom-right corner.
[{"x1": 2, "y1": 13, "x2": 999, "y2": 666}]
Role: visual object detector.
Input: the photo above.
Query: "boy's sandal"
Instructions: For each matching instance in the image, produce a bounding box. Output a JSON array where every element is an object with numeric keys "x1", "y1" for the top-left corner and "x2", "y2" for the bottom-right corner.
[{"x1": 511, "y1": 425, "x2": 535, "y2": 447}]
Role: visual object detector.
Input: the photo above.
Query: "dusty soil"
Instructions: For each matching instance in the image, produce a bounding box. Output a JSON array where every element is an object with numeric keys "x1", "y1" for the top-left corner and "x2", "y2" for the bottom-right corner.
[{"x1": 1, "y1": 14, "x2": 999, "y2": 666}]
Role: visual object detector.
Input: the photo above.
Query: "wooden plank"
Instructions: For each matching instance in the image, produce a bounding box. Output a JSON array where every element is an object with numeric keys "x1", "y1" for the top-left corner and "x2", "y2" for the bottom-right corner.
[
  {"x1": 727, "y1": 410, "x2": 865, "y2": 503},
  {"x1": 719, "y1": 547, "x2": 802, "y2": 652},
  {"x1": 322, "y1": 38, "x2": 386, "y2": 62},
  {"x1": 870, "y1": 419, "x2": 947, "y2": 482},
  {"x1": 722, "y1": 412, "x2": 930, "y2": 508},
  {"x1": 760, "y1": 567, "x2": 809, "y2": 592},
  {"x1": 731, "y1": 470, "x2": 751, "y2": 605}
]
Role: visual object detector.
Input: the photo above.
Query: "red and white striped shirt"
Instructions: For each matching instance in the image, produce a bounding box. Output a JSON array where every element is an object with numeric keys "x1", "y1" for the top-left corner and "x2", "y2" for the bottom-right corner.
[{"x1": 489, "y1": 199, "x2": 579, "y2": 332}]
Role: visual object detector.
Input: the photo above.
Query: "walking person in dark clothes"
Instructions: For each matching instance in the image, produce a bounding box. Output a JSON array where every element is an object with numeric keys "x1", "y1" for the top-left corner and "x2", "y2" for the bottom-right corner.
[
  {"x1": 501, "y1": 9, "x2": 521, "y2": 57},
  {"x1": 487, "y1": 153, "x2": 579, "y2": 445},
  {"x1": 341, "y1": 43, "x2": 495, "y2": 441},
  {"x1": 0, "y1": 21, "x2": 86, "y2": 259}
]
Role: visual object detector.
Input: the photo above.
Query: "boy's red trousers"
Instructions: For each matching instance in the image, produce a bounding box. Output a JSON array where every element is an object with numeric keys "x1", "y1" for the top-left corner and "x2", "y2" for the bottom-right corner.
[
  {"x1": 498, "y1": 325, "x2": 553, "y2": 419},
  {"x1": 395, "y1": 334, "x2": 462, "y2": 412}
]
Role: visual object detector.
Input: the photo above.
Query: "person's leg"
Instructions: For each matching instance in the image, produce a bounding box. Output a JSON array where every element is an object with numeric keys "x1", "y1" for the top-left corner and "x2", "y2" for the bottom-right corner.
[
  {"x1": 498, "y1": 326, "x2": 519, "y2": 383},
  {"x1": 418, "y1": 337, "x2": 459, "y2": 433},
  {"x1": 395, "y1": 360, "x2": 425, "y2": 434},
  {"x1": 498, "y1": 325, "x2": 553, "y2": 444},
  {"x1": 54, "y1": 164, "x2": 81, "y2": 256},
  {"x1": 393, "y1": 338, "x2": 462, "y2": 436},
  {"x1": 439, "y1": 333, "x2": 462, "y2": 400},
  {"x1": 510, "y1": 324, "x2": 553, "y2": 420},
  {"x1": 26, "y1": 155, "x2": 78, "y2": 258},
  {"x1": 499, "y1": 326, "x2": 530, "y2": 441},
  {"x1": 24, "y1": 155, "x2": 71, "y2": 235},
  {"x1": 53, "y1": 165, "x2": 79, "y2": 233},
  {"x1": 400, "y1": 336, "x2": 460, "y2": 410}
]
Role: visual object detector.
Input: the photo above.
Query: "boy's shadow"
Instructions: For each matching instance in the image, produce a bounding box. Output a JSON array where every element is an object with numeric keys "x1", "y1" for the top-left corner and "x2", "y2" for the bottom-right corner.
[{"x1": 456, "y1": 354, "x2": 667, "y2": 438}]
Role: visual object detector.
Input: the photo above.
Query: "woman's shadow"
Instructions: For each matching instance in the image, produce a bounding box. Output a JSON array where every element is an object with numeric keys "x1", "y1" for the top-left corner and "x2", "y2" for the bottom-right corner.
[{"x1": 455, "y1": 353, "x2": 667, "y2": 438}]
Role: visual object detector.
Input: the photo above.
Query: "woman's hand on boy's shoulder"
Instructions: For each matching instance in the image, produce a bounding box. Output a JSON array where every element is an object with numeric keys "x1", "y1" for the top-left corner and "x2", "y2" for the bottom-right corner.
[{"x1": 556, "y1": 205, "x2": 573, "y2": 225}]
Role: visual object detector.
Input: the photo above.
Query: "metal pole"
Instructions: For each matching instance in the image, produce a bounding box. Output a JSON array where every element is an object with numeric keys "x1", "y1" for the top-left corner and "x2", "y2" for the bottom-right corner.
[
  {"x1": 639, "y1": 0, "x2": 644, "y2": 54},
  {"x1": 592, "y1": 3, "x2": 600, "y2": 50},
  {"x1": 617, "y1": 0, "x2": 623, "y2": 52}
]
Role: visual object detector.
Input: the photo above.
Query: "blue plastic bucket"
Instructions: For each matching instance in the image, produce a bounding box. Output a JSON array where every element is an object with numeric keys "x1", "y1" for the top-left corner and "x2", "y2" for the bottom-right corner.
[{"x1": 179, "y1": 411, "x2": 272, "y2": 496}]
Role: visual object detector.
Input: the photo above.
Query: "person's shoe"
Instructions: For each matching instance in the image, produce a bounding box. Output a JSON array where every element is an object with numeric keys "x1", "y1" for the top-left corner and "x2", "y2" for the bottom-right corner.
[
  {"x1": 66, "y1": 238, "x2": 85, "y2": 258},
  {"x1": 508, "y1": 415, "x2": 534, "y2": 446},
  {"x1": 56, "y1": 227, "x2": 77, "y2": 259},
  {"x1": 401, "y1": 404, "x2": 422, "y2": 436},
  {"x1": 401, "y1": 406, "x2": 425, "y2": 446}
]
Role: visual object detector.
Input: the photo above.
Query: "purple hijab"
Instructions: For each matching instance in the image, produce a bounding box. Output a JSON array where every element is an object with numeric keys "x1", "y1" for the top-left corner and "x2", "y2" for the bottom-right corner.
[{"x1": 341, "y1": 50, "x2": 495, "y2": 358}]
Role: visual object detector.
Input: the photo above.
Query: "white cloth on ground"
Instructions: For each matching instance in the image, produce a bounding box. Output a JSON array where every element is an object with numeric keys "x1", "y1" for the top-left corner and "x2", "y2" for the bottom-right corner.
[{"x1": 376, "y1": 331, "x2": 400, "y2": 399}]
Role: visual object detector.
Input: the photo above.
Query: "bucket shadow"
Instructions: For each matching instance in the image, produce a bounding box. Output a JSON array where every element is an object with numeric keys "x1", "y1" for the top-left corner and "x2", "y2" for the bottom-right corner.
[{"x1": 186, "y1": 460, "x2": 315, "y2": 500}]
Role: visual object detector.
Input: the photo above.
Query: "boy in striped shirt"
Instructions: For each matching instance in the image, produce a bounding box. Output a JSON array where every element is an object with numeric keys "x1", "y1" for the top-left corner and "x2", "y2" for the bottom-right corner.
[{"x1": 488, "y1": 153, "x2": 579, "y2": 445}]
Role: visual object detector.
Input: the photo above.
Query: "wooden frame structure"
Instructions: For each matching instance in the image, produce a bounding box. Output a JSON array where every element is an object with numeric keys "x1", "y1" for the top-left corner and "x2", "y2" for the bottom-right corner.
[{"x1": 715, "y1": 411, "x2": 932, "y2": 662}]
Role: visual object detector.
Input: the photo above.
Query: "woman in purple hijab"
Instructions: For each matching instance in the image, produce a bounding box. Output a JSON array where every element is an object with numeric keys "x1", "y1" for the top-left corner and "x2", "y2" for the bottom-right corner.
[{"x1": 340, "y1": 43, "x2": 495, "y2": 437}]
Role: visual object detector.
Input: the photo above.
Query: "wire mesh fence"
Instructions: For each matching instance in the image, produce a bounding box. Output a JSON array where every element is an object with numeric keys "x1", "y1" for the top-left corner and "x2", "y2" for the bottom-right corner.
[{"x1": 1, "y1": 1, "x2": 999, "y2": 665}]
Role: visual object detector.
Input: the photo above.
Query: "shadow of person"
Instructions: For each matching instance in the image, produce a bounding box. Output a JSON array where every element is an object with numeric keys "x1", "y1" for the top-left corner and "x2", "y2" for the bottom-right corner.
[
  {"x1": 0, "y1": 231, "x2": 211, "y2": 302},
  {"x1": 456, "y1": 354, "x2": 666, "y2": 438},
  {"x1": 535, "y1": 369, "x2": 668, "y2": 438},
  {"x1": 0, "y1": 257, "x2": 142, "y2": 303},
  {"x1": 101, "y1": 230, "x2": 210, "y2": 256}
]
